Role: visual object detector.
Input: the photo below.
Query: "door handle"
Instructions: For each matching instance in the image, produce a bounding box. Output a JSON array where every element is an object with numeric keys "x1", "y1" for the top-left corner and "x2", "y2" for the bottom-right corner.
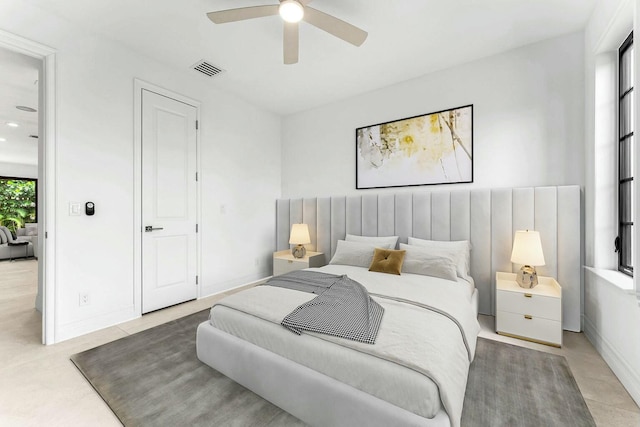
[{"x1": 145, "y1": 226, "x2": 164, "y2": 232}]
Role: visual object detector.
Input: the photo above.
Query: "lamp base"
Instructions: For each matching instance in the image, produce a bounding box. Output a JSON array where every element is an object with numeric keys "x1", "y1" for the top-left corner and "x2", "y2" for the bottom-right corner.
[
  {"x1": 516, "y1": 265, "x2": 538, "y2": 288},
  {"x1": 292, "y1": 244, "x2": 306, "y2": 259}
]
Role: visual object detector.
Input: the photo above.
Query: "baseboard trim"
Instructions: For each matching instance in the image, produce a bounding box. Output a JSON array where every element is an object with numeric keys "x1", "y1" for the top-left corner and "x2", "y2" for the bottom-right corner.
[
  {"x1": 57, "y1": 306, "x2": 138, "y2": 343},
  {"x1": 199, "y1": 273, "x2": 270, "y2": 298},
  {"x1": 583, "y1": 315, "x2": 640, "y2": 406}
]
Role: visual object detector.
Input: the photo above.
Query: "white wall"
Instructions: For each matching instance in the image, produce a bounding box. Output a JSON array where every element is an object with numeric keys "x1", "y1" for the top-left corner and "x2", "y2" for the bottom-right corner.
[
  {"x1": 281, "y1": 32, "x2": 585, "y2": 198},
  {"x1": 0, "y1": 2, "x2": 281, "y2": 341},
  {"x1": 583, "y1": 0, "x2": 640, "y2": 407},
  {"x1": 584, "y1": 269, "x2": 640, "y2": 405},
  {"x1": 0, "y1": 161, "x2": 37, "y2": 178}
]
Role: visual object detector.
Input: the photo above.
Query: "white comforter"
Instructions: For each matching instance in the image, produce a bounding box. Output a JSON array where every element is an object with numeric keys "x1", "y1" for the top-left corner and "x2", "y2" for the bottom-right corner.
[{"x1": 210, "y1": 265, "x2": 480, "y2": 427}]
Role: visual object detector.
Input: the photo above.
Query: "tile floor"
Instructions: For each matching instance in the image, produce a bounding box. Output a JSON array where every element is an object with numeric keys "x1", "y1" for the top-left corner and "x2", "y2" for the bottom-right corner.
[{"x1": 1, "y1": 259, "x2": 639, "y2": 426}]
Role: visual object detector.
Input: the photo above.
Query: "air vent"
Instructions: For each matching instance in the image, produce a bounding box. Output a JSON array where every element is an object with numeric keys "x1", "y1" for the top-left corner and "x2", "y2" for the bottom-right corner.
[
  {"x1": 16, "y1": 106, "x2": 37, "y2": 113},
  {"x1": 192, "y1": 60, "x2": 224, "y2": 77}
]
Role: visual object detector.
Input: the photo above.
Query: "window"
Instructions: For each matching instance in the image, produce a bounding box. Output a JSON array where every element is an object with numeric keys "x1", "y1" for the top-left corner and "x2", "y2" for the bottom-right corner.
[
  {"x1": 616, "y1": 32, "x2": 634, "y2": 276},
  {"x1": 0, "y1": 177, "x2": 37, "y2": 233}
]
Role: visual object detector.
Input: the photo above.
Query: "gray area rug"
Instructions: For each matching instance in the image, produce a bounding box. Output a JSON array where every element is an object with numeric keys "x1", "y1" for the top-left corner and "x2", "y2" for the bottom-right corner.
[
  {"x1": 71, "y1": 310, "x2": 303, "y2": 427},
  {"x1": 71, "y1": 310, "x2": 595, "y2": 427},
  {"x1": 463, "y1": 338, "x2": 595, "y2": 427}
]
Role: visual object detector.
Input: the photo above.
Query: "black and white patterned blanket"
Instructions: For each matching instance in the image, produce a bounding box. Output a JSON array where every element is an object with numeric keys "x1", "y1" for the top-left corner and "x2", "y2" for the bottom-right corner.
[{"x1": 265, "y1": 271, "x2": 384, "y2": 344}]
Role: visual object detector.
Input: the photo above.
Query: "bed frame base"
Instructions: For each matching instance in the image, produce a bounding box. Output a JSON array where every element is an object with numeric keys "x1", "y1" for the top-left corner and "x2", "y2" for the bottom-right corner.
[{"x1": 196, "y1": 322, "x2": 451, "y2": 427}]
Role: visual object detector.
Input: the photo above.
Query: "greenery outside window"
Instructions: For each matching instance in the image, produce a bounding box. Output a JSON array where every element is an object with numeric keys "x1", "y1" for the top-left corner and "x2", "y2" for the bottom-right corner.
[
  {"x1": 616, "y1": 32, "x2": 634, "y2": 276},
  {"x1": 0, "y1": 177, "x2": 37, "y2": 233}
]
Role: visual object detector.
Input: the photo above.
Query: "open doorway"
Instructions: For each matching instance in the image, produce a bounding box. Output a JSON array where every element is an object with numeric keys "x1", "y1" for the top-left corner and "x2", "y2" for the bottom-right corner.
[
  {"x1": 0, "y1": 29, "x2": 56, "y2": 345},
  {"x1": 0, "y1": 46, "x2": 42, "y2": 346}
]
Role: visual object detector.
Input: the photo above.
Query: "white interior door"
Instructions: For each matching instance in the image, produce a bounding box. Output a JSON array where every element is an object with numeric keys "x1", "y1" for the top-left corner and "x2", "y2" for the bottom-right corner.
[{"x1": 142, "y1": 89, "x2": 198, "y2": 314}]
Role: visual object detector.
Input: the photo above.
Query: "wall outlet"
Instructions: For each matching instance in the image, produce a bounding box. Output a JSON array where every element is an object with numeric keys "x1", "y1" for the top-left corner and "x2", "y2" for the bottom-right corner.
[{"x1": 79, "y1": 293, "x2": 89, "y2": 306}]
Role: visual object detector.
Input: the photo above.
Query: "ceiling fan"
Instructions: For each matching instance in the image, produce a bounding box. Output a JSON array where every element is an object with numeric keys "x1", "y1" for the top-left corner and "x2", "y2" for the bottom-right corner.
[{"x1": 206, "y1": 0, "x2": 368, "y2": 64}]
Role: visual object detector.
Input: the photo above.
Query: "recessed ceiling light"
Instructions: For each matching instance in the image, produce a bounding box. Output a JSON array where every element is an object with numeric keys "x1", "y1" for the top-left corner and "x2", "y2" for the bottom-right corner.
[
  {"x1": 16, "y1": 106, "x2": 37, "y2": 113},
  {"x1": 6, "y1": 122, "x2": 19, "y2": 127},
  {"x1": 0, "y1": 137, "x2": 6, "y2": 142}
]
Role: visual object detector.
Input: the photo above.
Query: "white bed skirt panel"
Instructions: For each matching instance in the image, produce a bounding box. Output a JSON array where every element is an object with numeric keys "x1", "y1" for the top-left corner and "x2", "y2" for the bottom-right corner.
[{"x1": 196, "y1": 322, "x2": 451, "y2": 427}]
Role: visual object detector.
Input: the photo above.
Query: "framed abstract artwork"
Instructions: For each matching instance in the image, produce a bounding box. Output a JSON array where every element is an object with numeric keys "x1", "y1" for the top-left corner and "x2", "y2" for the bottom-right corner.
[{"x1": 356, "y1": 104, "x2": 473, "y2": 189}]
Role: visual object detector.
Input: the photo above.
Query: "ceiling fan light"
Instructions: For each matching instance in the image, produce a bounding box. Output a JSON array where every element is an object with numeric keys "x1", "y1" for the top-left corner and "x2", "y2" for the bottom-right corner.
[{"x1": 279, "y1": 0, "x2": 304, "y2": 23}]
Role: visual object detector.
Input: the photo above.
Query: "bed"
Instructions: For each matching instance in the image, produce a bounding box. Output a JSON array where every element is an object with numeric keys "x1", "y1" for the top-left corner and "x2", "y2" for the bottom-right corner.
[
  {"x1": 197, "y1": 237, "x2": 480, "y2": 427},
  {"x1": 196, "y1": 185, "x2": 582, "y2": 426}
]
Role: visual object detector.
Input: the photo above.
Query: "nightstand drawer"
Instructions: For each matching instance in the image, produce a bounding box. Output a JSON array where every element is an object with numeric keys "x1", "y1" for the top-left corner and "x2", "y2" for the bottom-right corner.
[
  {"x1": 496, "y1": 310, "x2": 562, "y2": 346},
  {"x1": 273, "y1": 258, "x2": 306, "y2": 276},
  {"x1": 496, "y1": 289, "x2": 561, "y2": 321}
]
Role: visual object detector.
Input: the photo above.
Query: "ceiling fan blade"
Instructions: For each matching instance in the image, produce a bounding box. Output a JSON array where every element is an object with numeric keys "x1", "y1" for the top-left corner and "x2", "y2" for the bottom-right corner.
[
  {"x1": 303, "y1": 7, "x2": 367, "y2": 46},
  {"x1": 283, "y1": 22, "x2": 299, "y2": 64},
  {"x1": 207, "y1": 5, "x2": 279, "y2": 24}
]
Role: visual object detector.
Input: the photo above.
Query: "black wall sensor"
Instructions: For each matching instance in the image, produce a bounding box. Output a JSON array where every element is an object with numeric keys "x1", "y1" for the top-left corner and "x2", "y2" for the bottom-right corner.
[{"x1": 85, "y1": 202, "x2": 95, "y2": 216}]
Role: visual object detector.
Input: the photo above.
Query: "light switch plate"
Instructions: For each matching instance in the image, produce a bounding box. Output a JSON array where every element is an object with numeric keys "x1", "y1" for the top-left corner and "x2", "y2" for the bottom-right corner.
[{"x1": 69, "y1": 202, "x2": 81, "y2": 216}]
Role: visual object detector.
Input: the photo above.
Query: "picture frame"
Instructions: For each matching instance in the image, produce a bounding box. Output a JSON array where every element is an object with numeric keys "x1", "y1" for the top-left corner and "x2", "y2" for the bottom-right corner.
[{"x1": 355, "y1": 104, "x2": 473, "y2": 189}]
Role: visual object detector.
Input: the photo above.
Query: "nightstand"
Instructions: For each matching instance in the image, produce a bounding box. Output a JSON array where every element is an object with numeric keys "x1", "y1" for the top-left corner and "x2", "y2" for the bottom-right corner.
[
  {"x1": 273, "y1": 250, "x2": 325, "y2": 276},
  {"x1": 495, "y1": 272, "x2": 562, "y2": 347}
]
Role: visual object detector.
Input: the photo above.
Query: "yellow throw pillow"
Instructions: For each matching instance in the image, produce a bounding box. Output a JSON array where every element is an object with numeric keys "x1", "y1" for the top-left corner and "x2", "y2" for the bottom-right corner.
[{"x1": 368, "y1": 248, "x2": 406, "y2": 275}]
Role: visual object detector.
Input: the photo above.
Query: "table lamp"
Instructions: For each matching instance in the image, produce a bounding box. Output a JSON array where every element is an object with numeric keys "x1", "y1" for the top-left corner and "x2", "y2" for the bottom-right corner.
[
  {"x1": 289, "y1": 223, "x2": 310, "y2": 258},
  {"x1": 510, "y1": 230, "x2": 545, "y2": 288}
]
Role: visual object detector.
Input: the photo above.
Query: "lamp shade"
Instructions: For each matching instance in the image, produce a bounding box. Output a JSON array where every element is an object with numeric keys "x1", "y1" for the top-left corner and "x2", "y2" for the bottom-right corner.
[
  {"x1": 289, "y1": 223, "x2": 311, "y2": 245},
  {"x1": 510, "y1": 230, "x2": 545, "y2": 266}
]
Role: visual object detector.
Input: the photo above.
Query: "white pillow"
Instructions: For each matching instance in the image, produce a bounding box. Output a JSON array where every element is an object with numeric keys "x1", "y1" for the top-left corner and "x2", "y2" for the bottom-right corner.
[
  {"x1": 345, "y1": 234, "x2": 399, "y2": 249},
  {"x1": 399, "y1": 244, "x2": 458, "y2": 281},
  {"x1": 407, "y1": 237, "x2": 471, "y2": 279},
  {"x1": 329, "y1": 240, "x2": 392, "y2": 268}
]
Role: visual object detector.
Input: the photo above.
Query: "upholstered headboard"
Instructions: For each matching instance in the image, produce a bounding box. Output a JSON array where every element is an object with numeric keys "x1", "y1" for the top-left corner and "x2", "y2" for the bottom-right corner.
[{"x1": 276, "y1": 185, "x2": 581, "y2": 332}]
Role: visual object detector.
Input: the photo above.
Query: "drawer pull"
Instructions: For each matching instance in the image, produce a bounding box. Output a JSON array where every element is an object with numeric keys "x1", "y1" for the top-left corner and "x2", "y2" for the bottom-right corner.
[
  {"x1": 524, "y1": 315, "x2": 532, "y2": 320},
  {"x1": 524, "y1": 293, "x2": 532, "y2": 298}
]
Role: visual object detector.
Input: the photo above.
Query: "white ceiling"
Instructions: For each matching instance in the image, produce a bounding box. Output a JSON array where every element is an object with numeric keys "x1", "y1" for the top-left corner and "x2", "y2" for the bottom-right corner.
[
  {"x1": 25, "y1": 0, "x2": 595, "y2": 115},
  {"x1": 0, "y1": 47, "x2": 39, "y2": 167}
]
